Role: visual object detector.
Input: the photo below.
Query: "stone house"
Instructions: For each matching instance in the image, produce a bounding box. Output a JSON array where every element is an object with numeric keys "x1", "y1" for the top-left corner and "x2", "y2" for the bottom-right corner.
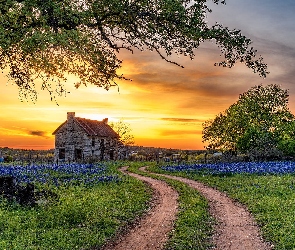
[{"x1": 53, "y1": 112, "x2": 121, "y2": 162}]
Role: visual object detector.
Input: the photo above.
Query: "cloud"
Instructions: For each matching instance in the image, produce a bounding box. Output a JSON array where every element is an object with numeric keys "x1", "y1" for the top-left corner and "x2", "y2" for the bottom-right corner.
[
  {"x1": 119, "y1": 44, "x2": 259, "y2": 101},
  {"x1": 161, "y1": 118, "x2": 202, "y2": 123},
  {"x1": 160, "y1": 129, "x2": 202, "y2": 137},
  {"x1": 28, "y1": 130, "x2": 49, "y2": 138}
]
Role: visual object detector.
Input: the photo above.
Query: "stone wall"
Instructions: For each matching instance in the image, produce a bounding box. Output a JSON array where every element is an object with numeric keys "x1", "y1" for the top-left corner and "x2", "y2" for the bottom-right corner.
[{"x1": 54, "y1": 117, "x2": 120, "y2": 162}]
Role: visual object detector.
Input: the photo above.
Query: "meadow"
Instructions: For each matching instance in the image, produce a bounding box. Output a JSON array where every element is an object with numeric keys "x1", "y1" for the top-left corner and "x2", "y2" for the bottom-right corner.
[
  {"x1": 128, "y1": 162, "x2": 214, "y2": 250},
  {"x1": 1, "y1": 160, "x2": 295, "y2": 249},
  {"x1": 0, "y1": 162, "x2": 151, "y2": 250},
  {"x1": 150, "y1": 161, "x2": 295, "y2": 250}
]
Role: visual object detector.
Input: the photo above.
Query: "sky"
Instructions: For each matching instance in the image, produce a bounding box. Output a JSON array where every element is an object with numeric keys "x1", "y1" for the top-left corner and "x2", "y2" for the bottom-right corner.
[{"x1": 1, "y1": 0, "x2": 295, "y2": 150}]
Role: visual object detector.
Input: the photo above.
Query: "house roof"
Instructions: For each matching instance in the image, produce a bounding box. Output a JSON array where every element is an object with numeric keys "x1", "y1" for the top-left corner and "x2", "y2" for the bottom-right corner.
[{"x1": 52, "y1": 117, "x2": 119, "y2": 138}]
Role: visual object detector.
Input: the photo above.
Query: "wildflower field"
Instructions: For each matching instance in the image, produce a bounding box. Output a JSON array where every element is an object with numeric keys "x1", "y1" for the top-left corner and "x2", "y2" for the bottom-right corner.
[
  {"x1": 161, "y1": 161, "x2": 295, "y2": 175},
  {"x1": 2, "y1": 160, "x2": 295, "y2": 249},
  {"x1": 149, "y1": 160, "x2": 295, "y2": 249},
  {"x1": 0, "y1": 162, "x2": 120, "y2": 187},
  {"x1": 0, "y1": 162, "x2": 151, "y2": 250}
]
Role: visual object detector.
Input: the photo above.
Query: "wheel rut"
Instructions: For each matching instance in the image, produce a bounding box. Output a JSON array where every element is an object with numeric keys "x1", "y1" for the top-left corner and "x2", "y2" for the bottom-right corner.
[
  {"x1": 103, "y1": 166, "x2": 273, "y2": 250},
  {"x1": 102, "y1": 166, "x2": 178, "y2": 250},
  {"x1": 142, "y1": 167, "x2": 273, "y2": 250}
]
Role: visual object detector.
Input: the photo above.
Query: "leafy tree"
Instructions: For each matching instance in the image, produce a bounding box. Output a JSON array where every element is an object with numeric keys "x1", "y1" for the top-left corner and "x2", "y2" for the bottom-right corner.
[
  {"x1": 109, "y1": 119, "x2": 135, "y2": 146},
  {"x1": 277, "y1": 121, "x2": 295, "y2": 157},
  {"x1": 202, "y1": 84, "x2": 295, "y2": 159},
  {"x1": 0, "y1": 0, "x2": 268, "y2": 101}
]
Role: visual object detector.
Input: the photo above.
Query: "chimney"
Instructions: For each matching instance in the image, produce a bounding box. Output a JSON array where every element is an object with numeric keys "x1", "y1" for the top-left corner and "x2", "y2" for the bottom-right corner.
[
  {"x1": 102, "y1": 118, "x2": 108, "y2": 124},
  {"x1": 67, "y1": 112, "x2": 75, "y2": 131},
  {"x1": 67, "y1": 112, "x2": 75, "y2": 121}
]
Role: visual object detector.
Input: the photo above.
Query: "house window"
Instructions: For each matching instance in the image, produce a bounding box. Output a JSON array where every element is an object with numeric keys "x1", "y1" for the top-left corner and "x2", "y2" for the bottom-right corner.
[
  {"x1": 92, "y1": 138, "x2": 95, "y2": 147},
  {"x1": 59, "y1": 148, "x2": 65, "y2": 159},
  {"x1": 110, "y1": 149, "x2": 114, "y2": 160},
  {"x1": 75, "y1": 149, "x2": 82, "y2": 160}
]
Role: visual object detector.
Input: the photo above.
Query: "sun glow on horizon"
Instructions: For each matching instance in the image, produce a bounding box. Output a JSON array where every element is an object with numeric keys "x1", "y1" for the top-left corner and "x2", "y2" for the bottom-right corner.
[{"x1": 1, "y1": 1, "x2": 295, "y2": 151}]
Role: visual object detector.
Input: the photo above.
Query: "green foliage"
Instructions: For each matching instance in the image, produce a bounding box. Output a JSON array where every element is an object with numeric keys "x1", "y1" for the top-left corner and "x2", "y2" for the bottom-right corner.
[
  {"x1": 0, "y1": 0, "x2": 268, "y2": 101},
  {"x1": 278, "y1": 138, "x2": 295, "y2": 157},
  {"x1": 202, "y1": 84, "x2": 295, "y2": 159},
  {"x1": 237, "y1": 127, "x2": 283, "y2": 159},
  {"x1": 3, "y1": 155, "x2": 13, "y2": 162},
  {"x1": 277, "y1": 121, "x2": 295, "y2": 157}
]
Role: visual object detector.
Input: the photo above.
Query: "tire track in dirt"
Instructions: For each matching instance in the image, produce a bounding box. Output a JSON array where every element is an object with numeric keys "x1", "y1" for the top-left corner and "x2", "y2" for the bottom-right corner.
[
  {"x1": 142, "y1": 167, "x2": 273, "y2": 250},
  {"x1": 102, "y1": 166, "x2": 178, "y2": 250}
]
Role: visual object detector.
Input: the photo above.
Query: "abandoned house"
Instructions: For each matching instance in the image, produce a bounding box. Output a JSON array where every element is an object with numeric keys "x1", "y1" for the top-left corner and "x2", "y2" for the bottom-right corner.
[{"x1": 53, "y1": 112, "x2": 121, "y2": 162}]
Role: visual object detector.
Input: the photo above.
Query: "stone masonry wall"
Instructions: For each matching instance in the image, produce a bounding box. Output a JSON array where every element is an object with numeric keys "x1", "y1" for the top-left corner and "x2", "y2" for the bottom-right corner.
[{"x1": 54, "y1": 118, "x2": 119, "y2": 162}]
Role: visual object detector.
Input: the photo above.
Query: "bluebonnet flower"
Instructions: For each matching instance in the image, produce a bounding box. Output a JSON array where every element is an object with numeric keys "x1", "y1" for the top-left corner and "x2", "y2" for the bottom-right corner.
[
  {"x1": 162, "y1": 161, "x2": 295, "y2": 175},
  {"x1": 0, "y1": 163, "x2": 120, "y2": 186}
]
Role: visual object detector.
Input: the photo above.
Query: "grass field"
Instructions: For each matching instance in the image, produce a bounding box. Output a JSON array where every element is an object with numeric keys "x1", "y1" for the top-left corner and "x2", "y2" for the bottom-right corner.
[
  {"x1": 0, "y1": 161, "x2": 151, "y2": 250},
  {"x1": 1, "y1": 160, "x2": 295, "y2": 249},
  {"x1": 150, "y1": 161, "x2": 295, "y2": 250},
  {"x1": 128, "y1": 162, "x2": 214, "y2": 250}
]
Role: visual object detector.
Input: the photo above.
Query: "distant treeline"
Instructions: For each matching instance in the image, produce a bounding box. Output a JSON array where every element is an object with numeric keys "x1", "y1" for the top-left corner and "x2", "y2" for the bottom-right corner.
[
  {"x1": 0, "y1": 146, "x2": 208, "y2": 164},
  {"x1": 0, "y1": 147, "x2": 54, "y2": 164}
]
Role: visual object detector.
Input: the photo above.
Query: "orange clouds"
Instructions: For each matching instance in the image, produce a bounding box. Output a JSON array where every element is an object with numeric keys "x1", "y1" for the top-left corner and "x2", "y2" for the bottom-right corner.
[
  {"x1": 1, "y1": 1, "x2": 295, "y2": 151},
  {"x1": 0, "y1": 47, "x2": 271, "y2": 150}
]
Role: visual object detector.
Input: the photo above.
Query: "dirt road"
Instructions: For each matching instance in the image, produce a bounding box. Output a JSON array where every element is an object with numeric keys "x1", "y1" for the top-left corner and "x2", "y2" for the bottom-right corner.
[
  {"x1": 102, "y1": 166, "x2": 178, "y2": 250},
  {"x1": 103, "y1": 166, "x2": 272, "y2": 250},
  {"x1": 149, "y1": 169, "x2": 273, "y2": 250}
]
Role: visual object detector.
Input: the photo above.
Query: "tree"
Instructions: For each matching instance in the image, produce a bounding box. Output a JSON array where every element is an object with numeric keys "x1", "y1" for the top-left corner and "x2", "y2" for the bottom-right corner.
[
  {"x1": 277, "y1": 120, "x2": 295, "y2": 157},
  {"x1": 202, "y1": 84, "x2": 295, "y2": 159},
  {"x1": 109, "y1": 119, "x2": 135, "y2": 146},
  {"x1": 0, "y1": 0, "x2": 268, "y2": 101}
]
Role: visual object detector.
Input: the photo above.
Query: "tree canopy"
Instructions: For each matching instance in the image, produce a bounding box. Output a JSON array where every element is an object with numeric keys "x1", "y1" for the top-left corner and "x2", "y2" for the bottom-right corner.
[
  {"x1": 0, "y1": 0, "x2": 268, "y2": 101},
  {"x1": 202, "y1": 84, "x2": 295, "y2": 159}
]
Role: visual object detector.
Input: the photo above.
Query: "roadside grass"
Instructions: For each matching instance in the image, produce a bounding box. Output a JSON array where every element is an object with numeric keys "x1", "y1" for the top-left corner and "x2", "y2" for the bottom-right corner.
[
  {"x1": 150, "y1": 163, "x2": 295, "y2": 250},
  {"x1": 128, "y1": 162, "x2": 214, "y2": 250},
  {"x1": 0, "y1": 161, "x2": 151, "y2": 250}
]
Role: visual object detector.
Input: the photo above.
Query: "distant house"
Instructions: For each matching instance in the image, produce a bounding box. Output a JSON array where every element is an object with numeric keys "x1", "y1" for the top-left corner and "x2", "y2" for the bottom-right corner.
[{"x1": 52, "y1": 112, "x2": 121, "y2": 162}]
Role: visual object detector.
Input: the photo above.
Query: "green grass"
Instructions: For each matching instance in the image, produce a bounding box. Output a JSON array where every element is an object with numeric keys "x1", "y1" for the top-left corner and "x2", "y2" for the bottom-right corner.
[
  {"x1": 128, "y1": 162, "x2": 214, "y2": 250},
  {"x1": 6, "y1": 160, "x2": 293, "y2": 249},
  {"x1": 0, "y1": 162, "x2": 151, "y2": 250},
  {"x1": 150, "y1": 164, "x2": 295, "y2": 250}
]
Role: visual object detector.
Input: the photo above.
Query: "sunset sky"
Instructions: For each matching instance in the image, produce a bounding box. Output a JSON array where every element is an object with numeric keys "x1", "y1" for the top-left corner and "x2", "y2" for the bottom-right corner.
[{"x1": 1, "y1": 0, "x2": 295, "y2": 150}]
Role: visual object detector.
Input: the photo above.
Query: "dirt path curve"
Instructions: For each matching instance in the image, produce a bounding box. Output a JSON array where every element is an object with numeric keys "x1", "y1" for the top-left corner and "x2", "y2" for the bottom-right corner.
[
  {"x1": 102, "y1": 166, "x2": 178, "y2": 250},
  {"x1": 141, "y1": 167, "x2": 273, "y2": 250}
]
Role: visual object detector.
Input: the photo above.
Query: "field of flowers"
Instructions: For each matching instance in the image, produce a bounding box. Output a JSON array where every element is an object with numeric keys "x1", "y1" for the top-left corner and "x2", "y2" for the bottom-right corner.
[
  {"x1": 0, "y1": 162, "x2": 120, "y2": 186},
  {"x1": 157, "y1": 160, "x2": 295, "y2": 249},
  {"x1": 161, "y1": 161, "x2": 295, "y2": 175},
  {"x1": 0, "y1": 162, "x2": 151, "y2": 250}
]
